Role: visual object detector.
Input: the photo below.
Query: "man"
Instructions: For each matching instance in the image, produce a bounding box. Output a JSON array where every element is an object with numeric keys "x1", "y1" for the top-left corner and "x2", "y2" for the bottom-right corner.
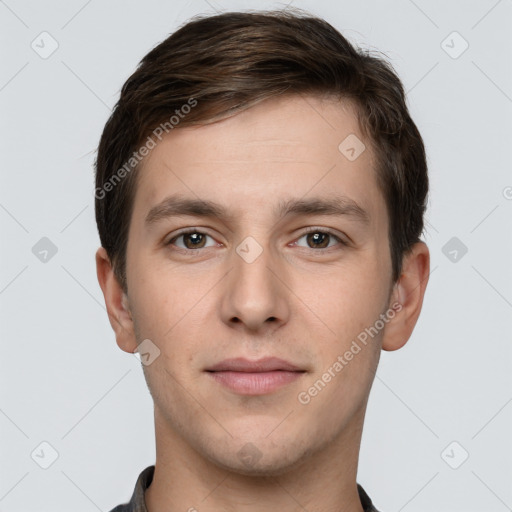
[{"x1": 95, "y1": 8, "x2": 430, "y2": 512}]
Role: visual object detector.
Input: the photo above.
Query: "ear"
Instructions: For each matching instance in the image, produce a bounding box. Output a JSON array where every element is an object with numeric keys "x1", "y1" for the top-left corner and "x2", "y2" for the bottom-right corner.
[
  {"x1": 382, "y1": 241, "x2": 430, "y2": 351},
  {"x1": 95, "y1": 247, "x2": 137, "y2": 354}
]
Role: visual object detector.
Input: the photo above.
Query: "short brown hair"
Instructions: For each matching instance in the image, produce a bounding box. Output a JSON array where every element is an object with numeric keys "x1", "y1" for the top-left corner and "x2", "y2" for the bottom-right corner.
[{"x1": 95, "y1": 8, "x2": 428, "y2": 293}]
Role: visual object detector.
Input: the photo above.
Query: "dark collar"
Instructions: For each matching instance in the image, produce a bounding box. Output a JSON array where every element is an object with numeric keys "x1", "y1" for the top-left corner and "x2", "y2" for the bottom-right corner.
[{"x1": 109, "y1": 465, "x2": 380, "y2": 512}]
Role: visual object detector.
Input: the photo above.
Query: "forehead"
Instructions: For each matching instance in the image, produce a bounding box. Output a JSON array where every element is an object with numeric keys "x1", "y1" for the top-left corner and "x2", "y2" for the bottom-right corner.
[{"x1": 131, "y1": 94, "x2": 384, "y2": 227}]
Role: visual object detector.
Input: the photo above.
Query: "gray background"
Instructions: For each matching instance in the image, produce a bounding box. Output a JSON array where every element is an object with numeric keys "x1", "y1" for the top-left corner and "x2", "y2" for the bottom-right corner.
[{"x1": 1, "y1": 0, "x2": 511, "y2": 510}]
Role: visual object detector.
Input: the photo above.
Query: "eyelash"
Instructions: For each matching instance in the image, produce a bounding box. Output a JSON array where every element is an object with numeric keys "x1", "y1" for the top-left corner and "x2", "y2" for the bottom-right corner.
[{"x1": 166, "y1": 227, "x2": 348, "y2": 254}]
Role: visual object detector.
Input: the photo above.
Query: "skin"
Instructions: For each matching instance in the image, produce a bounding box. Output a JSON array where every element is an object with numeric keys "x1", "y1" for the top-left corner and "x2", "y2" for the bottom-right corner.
[{"x1": 96, "y1": 94, "x2": 430, "y2": 512}]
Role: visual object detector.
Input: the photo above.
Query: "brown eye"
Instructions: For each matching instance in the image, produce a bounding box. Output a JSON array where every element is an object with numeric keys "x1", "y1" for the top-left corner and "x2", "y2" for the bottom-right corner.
[
  {"x1": 295, "y1": 229, "x2": 346, "y2": 250},
  {"x1": 167, "y1": 230, "x2": 215, "y2": 251},
  {"x1": 182, "y1": 232, "x2": 206, "y2": 249},
  {"x1": 306, "y1": 232, "x2": 330, "y2": 248}
]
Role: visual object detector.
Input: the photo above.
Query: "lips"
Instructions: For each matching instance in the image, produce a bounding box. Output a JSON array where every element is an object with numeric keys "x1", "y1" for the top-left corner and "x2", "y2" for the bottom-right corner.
[
  {"x1": 205, "y1": 357, "x2": 304, "y2": 373},
  {"x1": 205, "y1": 357, "x2": 306, "y2": 395}
]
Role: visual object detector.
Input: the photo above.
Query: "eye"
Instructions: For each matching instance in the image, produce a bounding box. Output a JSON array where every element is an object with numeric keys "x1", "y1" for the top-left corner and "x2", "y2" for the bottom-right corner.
[
  {"x1": 165, "y1": 227, "x2": 348, "y2": 254},
  {"x1": 294, "y1": 228, "x2": 347, "y2": 250},
  {"x1": 166, "y1": 229, "x2": 218, "y2": 251}
]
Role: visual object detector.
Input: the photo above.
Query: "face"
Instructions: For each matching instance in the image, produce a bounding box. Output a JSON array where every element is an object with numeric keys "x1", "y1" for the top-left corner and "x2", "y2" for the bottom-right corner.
[{"x1": 123, "y1": 94, "x2": 396, "y2": 475}]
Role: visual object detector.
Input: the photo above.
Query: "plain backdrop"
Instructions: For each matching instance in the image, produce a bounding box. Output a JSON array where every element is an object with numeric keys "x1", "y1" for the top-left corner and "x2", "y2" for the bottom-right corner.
[{"x1": 1, "y1": 0, "x2": 511, "y2": 510}]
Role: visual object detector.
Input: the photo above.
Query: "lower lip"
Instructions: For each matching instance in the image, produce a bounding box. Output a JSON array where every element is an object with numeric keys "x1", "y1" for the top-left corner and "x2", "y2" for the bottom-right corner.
[{"x1": 207, "y1": 370, "x2": 304, "y2": 395}]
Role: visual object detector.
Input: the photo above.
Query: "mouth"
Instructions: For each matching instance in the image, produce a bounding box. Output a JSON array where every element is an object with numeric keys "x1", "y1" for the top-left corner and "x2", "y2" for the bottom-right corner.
[{"x1": 205, "y1": 357, "x2": 306, "y2": 395}]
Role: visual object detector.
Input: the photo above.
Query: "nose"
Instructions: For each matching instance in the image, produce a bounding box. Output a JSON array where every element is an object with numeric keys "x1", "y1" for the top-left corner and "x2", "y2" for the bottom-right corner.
[{"x1": 219, "y1": 240, "x2": 290, "y2": 334}]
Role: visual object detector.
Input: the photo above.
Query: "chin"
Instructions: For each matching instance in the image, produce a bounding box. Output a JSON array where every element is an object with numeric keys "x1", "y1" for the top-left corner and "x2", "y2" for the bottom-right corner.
[
  {"x1": 213, "y1": 453, "x2": 302, "y2": 478},
  {"x1": 203, "y1": 437, "x2": 310, "y2": 478}
]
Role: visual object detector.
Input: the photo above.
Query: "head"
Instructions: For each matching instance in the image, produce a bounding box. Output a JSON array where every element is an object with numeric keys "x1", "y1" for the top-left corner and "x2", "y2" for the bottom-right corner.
[{"x1": 95, "y1": 9, "x2": 429, "y2": 475}]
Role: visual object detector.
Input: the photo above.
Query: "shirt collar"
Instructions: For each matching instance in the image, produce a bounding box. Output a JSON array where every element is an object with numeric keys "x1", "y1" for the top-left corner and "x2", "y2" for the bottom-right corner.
[{"x1": 110, "y1": 465, "x2": 380, "y2": 512}]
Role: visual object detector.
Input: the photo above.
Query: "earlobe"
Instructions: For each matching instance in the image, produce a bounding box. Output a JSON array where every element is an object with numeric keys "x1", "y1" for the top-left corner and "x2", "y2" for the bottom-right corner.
[
  {"x1": 95, "y1": 247, "x2": 137, "y2": 354},
  {"x1": 381, "y1": 242, "x2": 430, "y2": 352}
]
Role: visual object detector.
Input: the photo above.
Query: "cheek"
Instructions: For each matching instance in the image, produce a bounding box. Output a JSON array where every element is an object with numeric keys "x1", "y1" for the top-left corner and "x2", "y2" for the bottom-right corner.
[
  {"x1": 297, "y1": 259, "x2": 386, "y2": 341},
  {"x1": 129, "y1": 252, "x2": 183, "y2": 323},
  {"x1": 130, "y1": 268, "x2": 206, "y2": 366},
  {"x1": 295, "y1": 336, "x2": 379, "y2": 439}
]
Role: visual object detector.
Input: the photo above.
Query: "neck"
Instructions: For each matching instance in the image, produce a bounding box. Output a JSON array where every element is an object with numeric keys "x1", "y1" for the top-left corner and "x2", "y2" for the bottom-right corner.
[{"x1": 145, "y1": 407, "x2": 367, "y2": 512}]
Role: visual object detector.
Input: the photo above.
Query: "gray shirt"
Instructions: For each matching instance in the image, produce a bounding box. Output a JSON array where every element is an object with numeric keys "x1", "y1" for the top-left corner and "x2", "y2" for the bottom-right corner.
[{"x1": 108, "y1": 465, "x2": 381, "y2": 511}]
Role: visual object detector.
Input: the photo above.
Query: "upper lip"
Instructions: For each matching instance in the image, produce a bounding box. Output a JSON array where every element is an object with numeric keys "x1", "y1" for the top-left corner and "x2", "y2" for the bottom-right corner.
[{"x1": 205, "y1": 357, "x2": 304, "y2": 372}]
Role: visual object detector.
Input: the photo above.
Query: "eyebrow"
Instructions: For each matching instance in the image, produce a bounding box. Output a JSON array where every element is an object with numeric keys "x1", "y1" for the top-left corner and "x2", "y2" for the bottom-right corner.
[{"x1": 144, "y1": 193, "x2": 370, "y2": 227}]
